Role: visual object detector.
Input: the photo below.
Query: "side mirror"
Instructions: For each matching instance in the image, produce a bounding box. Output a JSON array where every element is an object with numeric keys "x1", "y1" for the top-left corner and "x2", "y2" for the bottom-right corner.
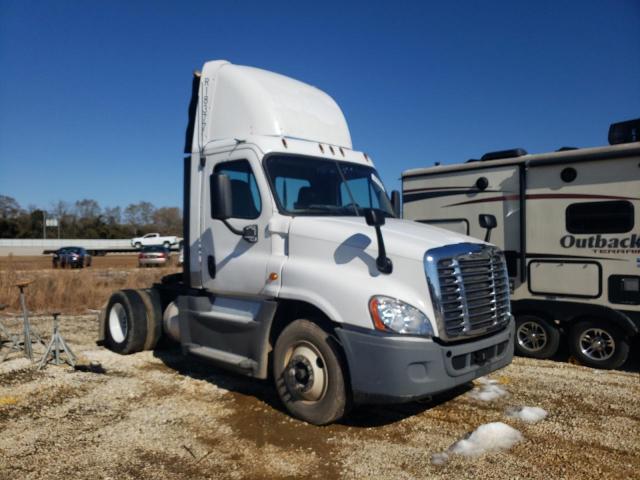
[
  {"x1": 479, "y1": 214, "x2": 497, "y2": 242},
  {"x1": 365, "y1": 208, "x2": 386, "y2": 227},
  {"x1": 390, "y1": 190, "x2": 401, "y2": 217},
  {"x1": 210, "y1": 173, "x2": 233, "y2": 220}
]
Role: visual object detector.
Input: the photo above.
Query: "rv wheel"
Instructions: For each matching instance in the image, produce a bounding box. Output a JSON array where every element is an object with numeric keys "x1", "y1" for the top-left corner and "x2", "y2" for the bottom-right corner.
[
  {"x1": 515, "y1": 314, "x2": 560, "y2": 359},
  {"x1": 104, "y1": 290, "x2": 148, "y2": 355},
  {"x1": 569, "y1": 320, "x2": 629, "y2": 370},
  {"x1": 273, "y1": 319, "x2": 349, "y2": 425}
]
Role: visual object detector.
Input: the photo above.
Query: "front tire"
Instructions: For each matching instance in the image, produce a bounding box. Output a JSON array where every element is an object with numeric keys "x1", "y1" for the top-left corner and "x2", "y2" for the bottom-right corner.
[
  {"x1": 569, "y1": 320, "x2": 630, "y2": 370},
  {"x1": 273, "y1": 319, "x2": 349, "y2": 425},
  {"x1": 515, "y1": 314, "x2": 561, "y2": 359},
  {"x1": 104, "y1": 290, "x2": 148, "y2": 354}
]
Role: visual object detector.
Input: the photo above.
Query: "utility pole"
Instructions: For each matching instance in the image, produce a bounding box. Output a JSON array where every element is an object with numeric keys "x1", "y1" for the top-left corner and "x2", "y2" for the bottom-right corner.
[{"x1": 42, "y1": 211, "x2": 46, "y2": 239}]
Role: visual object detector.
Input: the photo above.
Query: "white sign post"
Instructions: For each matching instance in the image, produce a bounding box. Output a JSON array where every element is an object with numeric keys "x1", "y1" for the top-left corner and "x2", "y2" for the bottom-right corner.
[{"x1": 45, "y1": 218, "x2": 60, "y2": 239}]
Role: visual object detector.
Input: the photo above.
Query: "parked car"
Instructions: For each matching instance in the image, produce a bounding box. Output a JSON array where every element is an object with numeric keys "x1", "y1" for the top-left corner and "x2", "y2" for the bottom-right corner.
[
  {"x1": 52, "y1": 247, "x2": 92, "y2": 269},
  {"x1": 138, "y1": 245, "x2": 170, "y2": 267},
  {"x1": 131, "y1": 233, "x2": 180, "y2": 249}
]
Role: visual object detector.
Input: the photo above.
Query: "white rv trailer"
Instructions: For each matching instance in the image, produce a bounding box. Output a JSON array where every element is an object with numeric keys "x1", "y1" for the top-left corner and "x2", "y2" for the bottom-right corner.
[
  {"x1": 402, "y1": 120, "x2": 640, "y2": 369},
  {"x1": 98, "y1": 61, "x2": 515, "y2": 425}
]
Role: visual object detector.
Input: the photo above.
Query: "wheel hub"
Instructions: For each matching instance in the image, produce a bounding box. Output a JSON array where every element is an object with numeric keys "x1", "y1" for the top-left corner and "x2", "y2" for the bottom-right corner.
[
  {"x1": 517, "y1": 321, "x2": 548, "y2": 352},
  {"x1": 286, "y1": 355, "x2": 314, "y2": 394},
  {"x1": 579, "y1": 328, "x2": 615, "y2": 361},
  {"x1": 283, "y1": 343, "x2": 327, "y2": 402}
]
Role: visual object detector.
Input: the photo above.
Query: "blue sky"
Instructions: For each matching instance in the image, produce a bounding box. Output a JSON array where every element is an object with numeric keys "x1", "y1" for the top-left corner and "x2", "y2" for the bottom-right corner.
[{"x1": 1, "y1": 0, "x2": 639, "y2": 212}]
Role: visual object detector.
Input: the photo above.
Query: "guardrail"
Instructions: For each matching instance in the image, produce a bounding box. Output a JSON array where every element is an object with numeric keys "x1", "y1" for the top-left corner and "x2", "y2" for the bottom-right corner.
[{"x1": 0, "y1": 239, "x2": 132, "y2": 256}]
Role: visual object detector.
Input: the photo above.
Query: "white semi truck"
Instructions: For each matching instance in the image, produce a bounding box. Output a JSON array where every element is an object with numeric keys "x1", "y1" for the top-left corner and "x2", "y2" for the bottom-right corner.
[{"x1": 99, "y1": 60, "x2": 514, "y2": 425}]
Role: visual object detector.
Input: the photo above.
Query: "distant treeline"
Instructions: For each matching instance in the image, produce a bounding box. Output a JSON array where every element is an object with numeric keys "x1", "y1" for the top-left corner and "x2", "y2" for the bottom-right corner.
[{"x1": 0, "y1": 195, "x2": 182, "y2": 239}]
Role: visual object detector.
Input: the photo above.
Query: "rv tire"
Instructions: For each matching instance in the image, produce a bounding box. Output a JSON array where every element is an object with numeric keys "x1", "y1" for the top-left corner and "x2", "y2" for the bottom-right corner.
[
  {"x1": 515, "y1": 314, "x2": 560, "y2": 359},
  {"x1": 569, "y1": 320, "x2": 629, "y2": 370}
]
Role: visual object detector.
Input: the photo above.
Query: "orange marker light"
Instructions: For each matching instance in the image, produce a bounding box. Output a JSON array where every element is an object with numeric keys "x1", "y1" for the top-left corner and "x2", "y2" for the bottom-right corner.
[
  {"x1": 369, "y1": 297, "x2": 387, "y2": 332},
  {"x1": 268, "y1": 272, "x2": 279, "y2": 281}
]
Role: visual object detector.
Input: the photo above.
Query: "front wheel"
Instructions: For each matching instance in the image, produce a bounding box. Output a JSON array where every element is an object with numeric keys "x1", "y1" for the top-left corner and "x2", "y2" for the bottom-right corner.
[
  {"x1": 515, "y1": 314, "x2": 561, "y2": 359},
  {"x1": 273, "y1": 319, "x2": 349, "y2": 425},
  {"x1": 569, "y1": 320, "x2": 630, "y2": 370}
]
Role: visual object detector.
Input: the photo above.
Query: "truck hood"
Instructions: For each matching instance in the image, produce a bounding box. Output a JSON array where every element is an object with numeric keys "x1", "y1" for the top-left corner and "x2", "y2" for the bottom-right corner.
[{"x1": 288, "y1": 216, "x2": 480, "y2": 261}]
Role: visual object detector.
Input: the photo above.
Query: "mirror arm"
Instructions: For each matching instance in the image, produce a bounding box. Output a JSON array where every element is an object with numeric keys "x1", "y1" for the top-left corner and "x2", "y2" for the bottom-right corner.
[
  {"x1": 221, "y1": 219, "x2": 243, "y2": 236},
  {"x1": 220, "y1": 220, "x2": 258, "y2": 243},
  {"x1": 373, "y1": 225, "x2": 393, "y2": 274}
]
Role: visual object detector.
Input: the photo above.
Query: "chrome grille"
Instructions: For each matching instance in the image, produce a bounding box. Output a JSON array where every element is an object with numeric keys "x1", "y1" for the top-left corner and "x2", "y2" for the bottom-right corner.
[{"x1": 425, "y1": 243, "x2": 511, "y2": 340}]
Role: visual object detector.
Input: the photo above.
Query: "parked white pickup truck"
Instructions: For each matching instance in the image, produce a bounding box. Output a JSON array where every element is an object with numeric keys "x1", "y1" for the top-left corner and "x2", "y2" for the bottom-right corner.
[{"x1": 131, "y1": 233, "x2": 180, "y2": 249}]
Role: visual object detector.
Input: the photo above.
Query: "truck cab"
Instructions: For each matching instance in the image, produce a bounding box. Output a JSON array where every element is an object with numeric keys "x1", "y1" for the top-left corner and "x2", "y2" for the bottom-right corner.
[{"x1": 100, "y1": 60, "x2": 515, "y2": 425}]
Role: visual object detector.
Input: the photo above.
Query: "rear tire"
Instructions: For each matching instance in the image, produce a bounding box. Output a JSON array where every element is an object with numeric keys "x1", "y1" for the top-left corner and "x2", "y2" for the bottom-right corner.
[
  {"x1": 569, "y1": 319, "x2": 630, "y2": 370},
  {"x1": 104, "y1": 290, "x2": 148, "y2": 354},
  {"x1": 137, "y1": 288, "x2": 163, "y2": 350},
  {"x1": 515, "y1": 314, "x2": 561, "y2": 359},
  {"x1": 273, "y1": 319, "x2": 349, "y2": 425}
]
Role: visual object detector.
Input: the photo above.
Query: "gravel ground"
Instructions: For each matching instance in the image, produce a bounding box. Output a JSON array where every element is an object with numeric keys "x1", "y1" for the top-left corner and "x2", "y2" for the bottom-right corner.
[{"x1": 0, "y1": 315, "x2": 638, "y2": 479}]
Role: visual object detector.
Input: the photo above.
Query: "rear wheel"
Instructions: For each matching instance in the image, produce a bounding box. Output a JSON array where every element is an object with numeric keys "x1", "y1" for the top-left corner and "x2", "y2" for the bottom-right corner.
[
  {"x1": 515, "y1": 314, "x2": 561, "y2": 359},
  {"x1": 104, "y1": 290, "x2": 148, "y2": 354},
  {"x1": 273, "y1": 319, "x2": 349, "y2": 425},
  {"x1": 135, "y1": 242, "x2": 142, "y2": 249},
  {"x1": 136, "y1": 288, "x2": 163, "y2": 350},
  {"x1": 569, "y1": 319, "x2": 630, "y2": 370}
]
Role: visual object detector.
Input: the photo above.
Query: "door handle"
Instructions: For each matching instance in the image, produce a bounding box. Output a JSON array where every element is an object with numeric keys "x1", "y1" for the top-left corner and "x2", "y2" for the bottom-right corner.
[{"x1": 242, "y1": 225, "x2": 258, "y2": 243}]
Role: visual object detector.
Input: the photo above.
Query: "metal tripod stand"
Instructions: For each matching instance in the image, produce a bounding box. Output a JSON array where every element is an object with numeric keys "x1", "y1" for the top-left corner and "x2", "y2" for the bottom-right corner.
[
  {"x1": 38, "y1": 312, "x2": 76, "y2": 369},
  {"x1": 0, "y1": 303, "x2": 22, "y2": 362}
]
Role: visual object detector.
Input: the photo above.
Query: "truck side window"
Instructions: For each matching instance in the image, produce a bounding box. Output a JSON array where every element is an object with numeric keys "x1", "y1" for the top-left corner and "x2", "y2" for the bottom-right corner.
[
  {"x1": 214, "y1": 160, "x2": 262, "y2": 219},
  {"x1": 566, "y1": 200, "x2": 634, "y2": 234}
]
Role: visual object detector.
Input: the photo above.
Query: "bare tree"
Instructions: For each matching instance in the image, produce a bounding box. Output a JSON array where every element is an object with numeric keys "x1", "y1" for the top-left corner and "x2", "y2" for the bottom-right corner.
[
  {"x1": 75, "y1": 199, "x2": 101, "y2": 219},
  {"x1": 103, "y1": 206, "x2": 122, "y2": 225},
  {"x1": 0, "y1": 195, "x2": 22, "y2": 218},
  {"x1": 152, "y1": 207, "x2": 182, "y2": 235}
]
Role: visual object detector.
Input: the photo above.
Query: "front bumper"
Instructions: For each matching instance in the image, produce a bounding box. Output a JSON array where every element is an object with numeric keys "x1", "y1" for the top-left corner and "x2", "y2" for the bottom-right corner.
[
  {"x1": 139, "y1": 258, "x2": 168, "y2": 265},
  {"x1": 336, "y1": 318, "x2": 514, "y2": 404}
]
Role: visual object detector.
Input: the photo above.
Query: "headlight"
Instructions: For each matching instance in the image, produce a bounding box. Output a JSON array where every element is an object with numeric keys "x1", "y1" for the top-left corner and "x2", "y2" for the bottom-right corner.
[{"x1": 368, "y1": 296, "x2": 433, "y2": 336}]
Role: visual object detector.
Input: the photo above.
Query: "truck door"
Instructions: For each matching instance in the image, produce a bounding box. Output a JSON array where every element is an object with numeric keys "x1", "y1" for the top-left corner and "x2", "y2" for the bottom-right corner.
[{"x1": 201, "y1": 148, "x2": 272, "y2": 296}]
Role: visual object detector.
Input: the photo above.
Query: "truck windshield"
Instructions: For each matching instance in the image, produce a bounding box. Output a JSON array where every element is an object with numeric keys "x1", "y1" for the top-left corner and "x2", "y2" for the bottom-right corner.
[{"x1": 264, "y1": 155, "x2": 395, "y2": 217}]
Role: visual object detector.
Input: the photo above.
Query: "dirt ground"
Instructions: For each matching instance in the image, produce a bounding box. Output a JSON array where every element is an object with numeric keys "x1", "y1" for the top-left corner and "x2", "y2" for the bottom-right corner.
[{"x1": 0, "y1": 315, "x2": 638, "y2": 480}]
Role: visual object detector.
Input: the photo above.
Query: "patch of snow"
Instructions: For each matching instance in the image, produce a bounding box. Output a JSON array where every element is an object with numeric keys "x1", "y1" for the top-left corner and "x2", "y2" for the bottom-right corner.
[
  {"x1": 431, "y1": 422, "x2": 523, "y2": 465},
  {"x1": 506, "y1": 406, "x2": 548, "y2": 423},
  {"x1": 450, "y1": 422, "x2": 523, "y2": 457},
  {"x1": 468, "y1": 377, "x2": 508, "y2": 401},
  {"x1": 430, "y1": 452, "x2": 449, "y2": 465}
]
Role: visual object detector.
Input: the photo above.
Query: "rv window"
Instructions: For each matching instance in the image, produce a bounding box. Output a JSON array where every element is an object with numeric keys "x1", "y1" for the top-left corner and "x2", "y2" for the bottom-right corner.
[
  {"x1": 566, "y1": 201, "x2": 634, "y2": 234},
  {"x1": 213, "y1": 160, "x2": 262, "y2": 219}
]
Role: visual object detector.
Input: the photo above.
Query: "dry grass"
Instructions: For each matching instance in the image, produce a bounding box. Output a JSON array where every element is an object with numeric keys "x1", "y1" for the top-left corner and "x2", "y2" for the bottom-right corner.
[{"x1": 0, "y1": 256, "x2": 179, "y2": 314}]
